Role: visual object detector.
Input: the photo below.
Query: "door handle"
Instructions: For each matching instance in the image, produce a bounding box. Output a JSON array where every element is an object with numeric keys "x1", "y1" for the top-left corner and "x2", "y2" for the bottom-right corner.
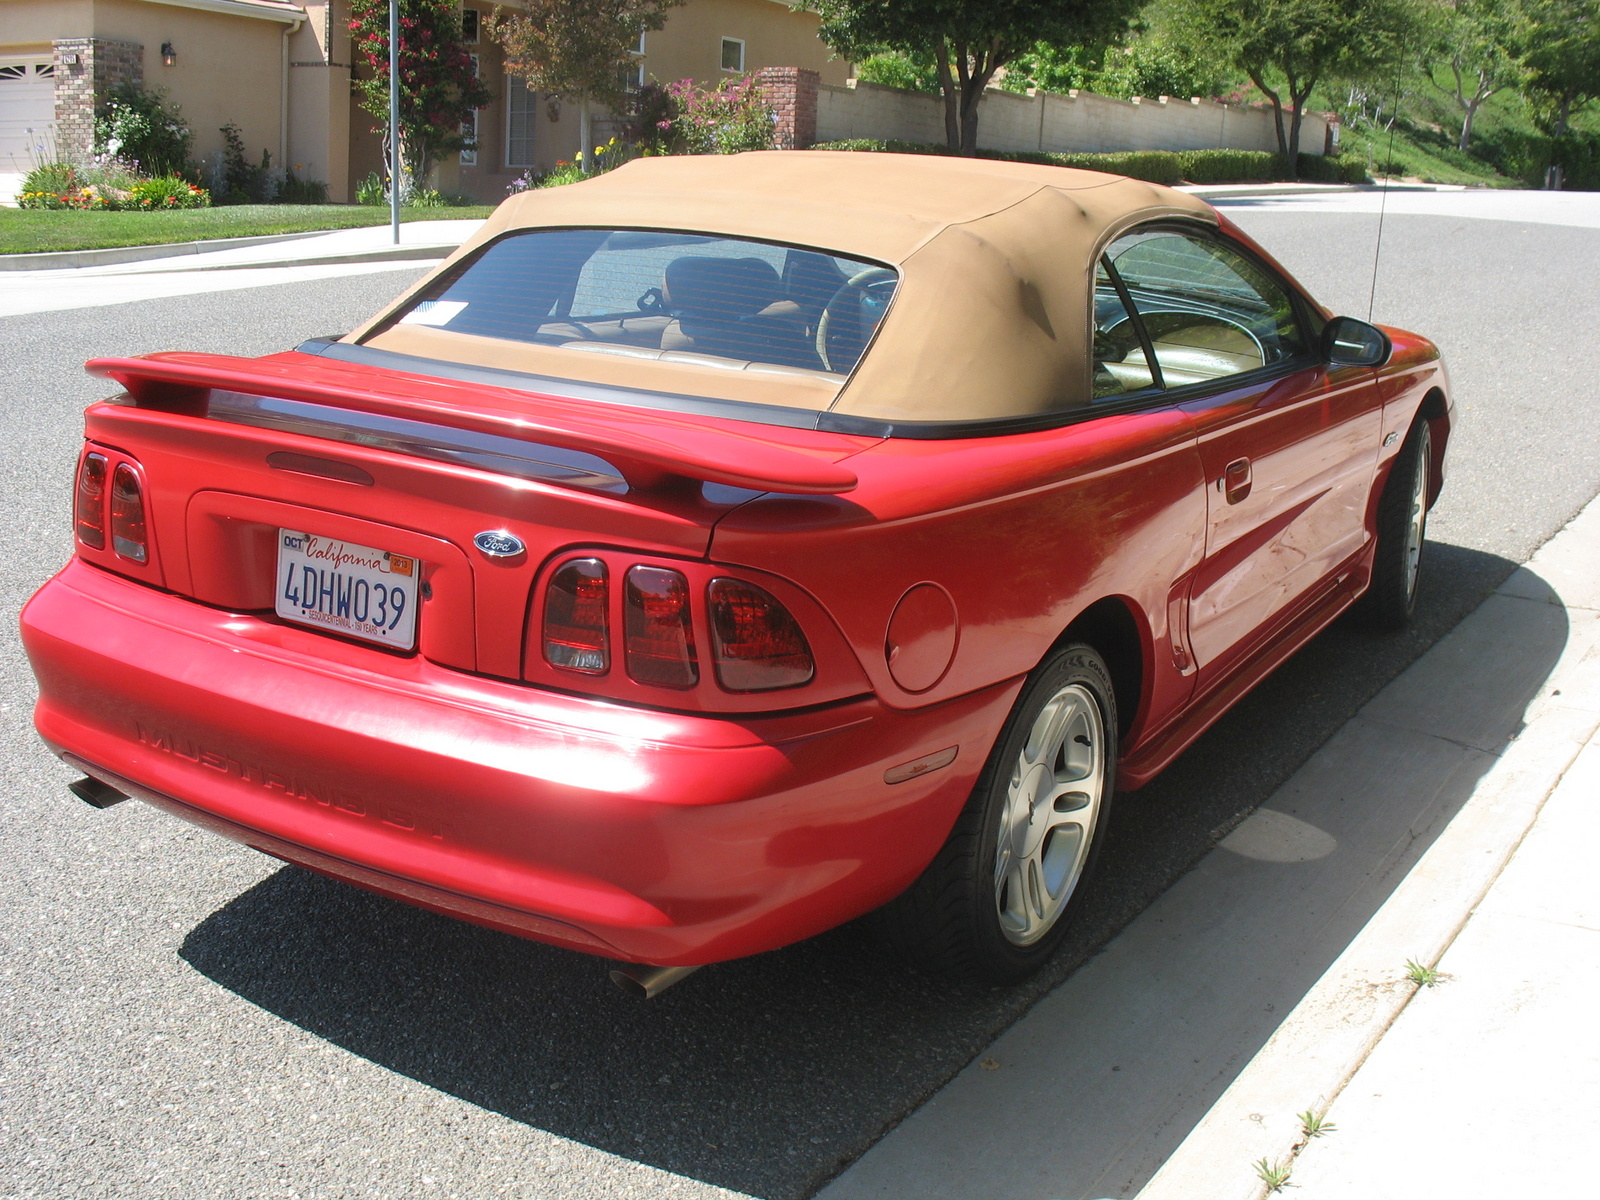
[{"x1": 1221, "y1": 458, "x2": 1252, "y2": 504}]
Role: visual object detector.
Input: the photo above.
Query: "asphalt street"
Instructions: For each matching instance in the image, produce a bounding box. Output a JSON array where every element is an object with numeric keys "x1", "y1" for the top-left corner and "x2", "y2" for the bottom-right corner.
[{"x1": 3, "y1": 200, "x2": 1599, "y2": 1200}]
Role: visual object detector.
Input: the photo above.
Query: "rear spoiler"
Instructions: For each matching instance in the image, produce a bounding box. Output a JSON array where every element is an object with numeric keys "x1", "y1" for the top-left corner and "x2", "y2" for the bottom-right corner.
[{"x1": 85, "y1": 352, "x2": 858, "y2": 496}]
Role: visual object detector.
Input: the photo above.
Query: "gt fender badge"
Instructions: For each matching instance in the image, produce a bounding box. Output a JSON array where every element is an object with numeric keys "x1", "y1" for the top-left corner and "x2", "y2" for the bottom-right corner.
[{"x1": 473, "y1": 530, "x2": 525, "y2": 559}]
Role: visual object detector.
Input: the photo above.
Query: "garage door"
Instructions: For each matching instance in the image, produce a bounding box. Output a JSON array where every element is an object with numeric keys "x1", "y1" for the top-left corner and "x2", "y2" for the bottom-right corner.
[{"x1": 0, "y1": 59, "x2": 57, "y2": 173}]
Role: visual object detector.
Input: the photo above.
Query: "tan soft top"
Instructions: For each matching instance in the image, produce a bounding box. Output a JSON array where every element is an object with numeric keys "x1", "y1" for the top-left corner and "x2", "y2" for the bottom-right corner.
[{"x1": 352, "y1": 152, "x2": 1217, "y2": 422}]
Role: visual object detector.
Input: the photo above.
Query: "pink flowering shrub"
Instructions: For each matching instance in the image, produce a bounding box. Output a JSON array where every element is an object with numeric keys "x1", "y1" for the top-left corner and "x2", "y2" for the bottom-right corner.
[{"x1": 627, "y1": 77, "x2": 775, "y2": 155}]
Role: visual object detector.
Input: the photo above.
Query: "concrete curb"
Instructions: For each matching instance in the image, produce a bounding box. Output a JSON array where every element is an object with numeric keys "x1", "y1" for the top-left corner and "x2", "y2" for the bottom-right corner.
[
  {"x1": 0, "y1": 229, "x2": 337, "y2": 272},
  {"x1": 1181, "y1": 182, "x2": 1466, "y2": 201},
  {"x1": 1179, "y1": 183, "x2": 1357, "y2": 200},
  {"x1": 132, "y1": 243, "x2": 455, "y2": 273},
  {"x1": 0, "y1": 227, "x2": 465, "y2": 273},
  {"x1": 1135, "y1": 496, "x2": 1600, "y2": 1200}
]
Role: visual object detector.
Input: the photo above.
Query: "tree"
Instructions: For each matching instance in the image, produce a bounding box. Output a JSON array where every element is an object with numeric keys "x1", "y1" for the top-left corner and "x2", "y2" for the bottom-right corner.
[
  {"x1": 1170, "y1": 0, "x2": 1423, "y2": 173},
  {"x1": 1424, "y1": 0, "x2": 1526, "y2": 151},
  {"x1": 1517, "y1": 0, "x2": 1600, "y2": 184},
  {"x1": 488, "y1": 0, "x2": 684, "y2": 169},
  {"x1": 349, "y1": 0, "x2": 493, "y2": 191},
  {"x1": 813, "y1": 0, "x2": 1143, "y2": 155}
]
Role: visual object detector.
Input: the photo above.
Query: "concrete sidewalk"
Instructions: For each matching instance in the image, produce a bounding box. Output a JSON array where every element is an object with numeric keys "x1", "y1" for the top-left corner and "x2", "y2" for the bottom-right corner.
[{"x1": 821, "y1": 495, "x2": 1600, "y2": 1200}]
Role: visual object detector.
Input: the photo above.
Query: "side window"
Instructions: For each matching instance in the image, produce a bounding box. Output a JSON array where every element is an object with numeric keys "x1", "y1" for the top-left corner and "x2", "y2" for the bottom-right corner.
[
  {"x1": 1093, "y1": 259, "x2": 1156, "y2": 399},
  {"x1": 1105, "y1": 229, "x2": 1307, "y2": 388}
]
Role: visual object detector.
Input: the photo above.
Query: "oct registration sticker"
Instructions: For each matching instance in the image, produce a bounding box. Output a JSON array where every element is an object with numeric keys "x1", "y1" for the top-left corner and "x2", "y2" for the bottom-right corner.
[{"x1": 275, "y1": 530, "x2": 419, "y2": 650}]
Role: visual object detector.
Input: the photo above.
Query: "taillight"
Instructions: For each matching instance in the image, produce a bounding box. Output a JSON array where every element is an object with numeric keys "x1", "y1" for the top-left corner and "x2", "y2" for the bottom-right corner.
[
  {"x1": 708, "y1": 578, "x2": 814, "y2": 691},
  {"x1": 624, "y1": 566, "x2": 698, "y2": 688},
  {"x1": 74, "y1": 453, "x2": 107, "y2": 550},
  {"x1": 543, "y1": 557, "x2": 609, "y2": 674},
  {"x1": 109, "y1": 463, "x2": 148, "y2": 563}
]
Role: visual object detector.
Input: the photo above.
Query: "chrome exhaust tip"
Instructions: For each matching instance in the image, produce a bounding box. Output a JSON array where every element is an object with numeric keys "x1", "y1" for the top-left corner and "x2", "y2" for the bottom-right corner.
[
  {"x1": 607, "y1": 963, "x2": 702, "y2": 999},
  {"x1": 68, "y1": 776, "x2": 129, "y2": 809}
]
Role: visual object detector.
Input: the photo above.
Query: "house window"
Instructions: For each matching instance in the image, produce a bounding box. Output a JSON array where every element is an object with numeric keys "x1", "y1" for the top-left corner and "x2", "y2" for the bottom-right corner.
[
  {"x1": 460, "y1": 54, "x2": 480, "y2": 165},
  {"x1": 720, "y1": 37, "x2": 744, "y2": 73},
  {"x1": 460, "y1": 8, "x2": 479, "y2": 43},
  {"x1": 619, "y1": 27, "x2": 645, "y2": 92},
  {"x1": 506, "y1": 76, "x2": 537, "y2": 168}
]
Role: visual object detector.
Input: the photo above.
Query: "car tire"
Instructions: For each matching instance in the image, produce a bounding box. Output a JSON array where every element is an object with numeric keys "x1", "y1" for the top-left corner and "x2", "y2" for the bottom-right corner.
[
  {"x1": 877, "y1": 643, "x2": 1118, "y2": 984},
  {"x1": 1352, "y1": 417, "x2": 1432, "y2": 632}
]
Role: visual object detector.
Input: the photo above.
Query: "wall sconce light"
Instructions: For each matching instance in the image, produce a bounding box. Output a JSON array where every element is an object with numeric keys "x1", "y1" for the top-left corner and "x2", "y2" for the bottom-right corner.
[{"x1": 161, "y1": 42, "x2": 176, "y2": 67}]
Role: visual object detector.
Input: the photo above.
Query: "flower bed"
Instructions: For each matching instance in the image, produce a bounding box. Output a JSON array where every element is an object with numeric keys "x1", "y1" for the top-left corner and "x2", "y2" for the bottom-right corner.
[{"x1": 18, "y1": 162, "x2": 211, "y2": 211}]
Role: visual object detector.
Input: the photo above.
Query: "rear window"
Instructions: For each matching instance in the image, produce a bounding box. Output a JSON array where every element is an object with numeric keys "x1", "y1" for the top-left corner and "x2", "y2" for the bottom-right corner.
[{"x1": 378, "y1": 229, "x2": 899, "y2": 378}]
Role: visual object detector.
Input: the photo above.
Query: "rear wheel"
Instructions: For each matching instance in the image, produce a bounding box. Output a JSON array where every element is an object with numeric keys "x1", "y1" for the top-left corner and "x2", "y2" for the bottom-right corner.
[
  {"x1": 1352, "y1": 417, "x2": 1432, "y2": 631},
  {"x1": 878, "y1": 643, "x2": 1117, "y2": 983}
]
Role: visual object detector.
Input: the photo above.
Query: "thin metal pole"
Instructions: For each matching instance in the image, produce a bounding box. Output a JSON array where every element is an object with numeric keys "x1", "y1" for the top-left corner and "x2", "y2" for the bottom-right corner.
[{"x1": 389, "y1": 0, "x2": 400, "y2": 244}]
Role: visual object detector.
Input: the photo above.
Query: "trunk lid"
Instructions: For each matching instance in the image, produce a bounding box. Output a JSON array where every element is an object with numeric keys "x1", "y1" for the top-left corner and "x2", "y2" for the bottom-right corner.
[{"x1": 80, "y1": 350, "x2": 874, "y2": 682}]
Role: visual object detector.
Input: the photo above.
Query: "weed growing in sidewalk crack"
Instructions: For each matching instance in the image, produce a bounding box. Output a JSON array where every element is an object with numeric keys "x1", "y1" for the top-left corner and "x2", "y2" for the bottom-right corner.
[
  {"x1": 1404, "y1": 958, "x2": 1444, "y2": 987},
  {"x1": 1299, "y1": 1109, "x2": 1336, "y2": 1139},
  {"x1": 1254, "y1": 1156, "x2": 1294, "y2": 1191}
]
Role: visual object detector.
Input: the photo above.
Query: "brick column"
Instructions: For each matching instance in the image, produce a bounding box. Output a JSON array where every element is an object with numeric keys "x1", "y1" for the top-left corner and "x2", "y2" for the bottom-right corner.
[
  {"x1": 754, "y1": 67, "x2": 819, "y2": 150},
  {"x1": 52, "y1": 38, "x2": 144, "y2": 159}
]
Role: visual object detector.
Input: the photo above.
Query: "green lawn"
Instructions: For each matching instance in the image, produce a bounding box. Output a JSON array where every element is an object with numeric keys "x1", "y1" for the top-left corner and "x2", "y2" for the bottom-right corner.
[
  {"x1": 1336, "y1": 123, "x2": 1518, "y2": 187},
  {"x1": 0, "y1": 204, "x2": 496, "y2": 255}
]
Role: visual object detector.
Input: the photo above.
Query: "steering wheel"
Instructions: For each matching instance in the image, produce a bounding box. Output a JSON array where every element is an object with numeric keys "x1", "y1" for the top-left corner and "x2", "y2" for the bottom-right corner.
[
  {"x1": 1095, "y1": 319, "x2": 1142, "y2": 364},
  {"x1": 816, "y1": 267, "x2": 897, "y2": 373}
]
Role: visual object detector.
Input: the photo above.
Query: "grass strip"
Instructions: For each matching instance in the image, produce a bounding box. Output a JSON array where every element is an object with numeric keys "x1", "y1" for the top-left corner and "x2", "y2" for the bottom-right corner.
[{"x1": 0, "y1": 205, "x2": 496, "y2": 255}]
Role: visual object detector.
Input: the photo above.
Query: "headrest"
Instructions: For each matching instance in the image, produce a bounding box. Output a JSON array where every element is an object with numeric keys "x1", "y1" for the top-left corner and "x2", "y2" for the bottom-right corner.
[{"x1": 663, "y1": 256, "x2": 782, "y2": 319}]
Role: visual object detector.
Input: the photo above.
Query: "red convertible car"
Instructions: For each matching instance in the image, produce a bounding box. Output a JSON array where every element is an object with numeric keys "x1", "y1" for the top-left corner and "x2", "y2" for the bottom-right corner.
[{"x1": 22, "y1": 153, "x2": 1452, "y2": 995}]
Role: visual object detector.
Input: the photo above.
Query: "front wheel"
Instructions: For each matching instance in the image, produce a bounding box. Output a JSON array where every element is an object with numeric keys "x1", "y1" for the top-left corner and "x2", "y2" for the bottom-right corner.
[
  {"x1": 1352, "y1": 417, "x2": 1432, "y2": 631},
  {"x1": 877, "y1": 643, "x2": 1118, "y2": 983}
]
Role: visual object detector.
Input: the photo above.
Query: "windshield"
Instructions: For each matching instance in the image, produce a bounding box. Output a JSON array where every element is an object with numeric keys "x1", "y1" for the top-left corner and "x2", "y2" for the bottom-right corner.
[{"x1": 376, "y1": 229, "x2": 899, "y2": 379}]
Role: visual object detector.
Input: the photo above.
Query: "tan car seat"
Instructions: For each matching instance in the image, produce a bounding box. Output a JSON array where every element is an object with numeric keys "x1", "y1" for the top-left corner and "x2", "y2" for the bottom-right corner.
[{"x1": 660, "y1": 256, "x2": 821, "y2": 370}]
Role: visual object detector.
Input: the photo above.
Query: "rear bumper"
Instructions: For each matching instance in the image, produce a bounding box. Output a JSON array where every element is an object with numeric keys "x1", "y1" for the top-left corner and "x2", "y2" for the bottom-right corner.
[{"x1": 23, "y1": 559, "x2": 1018, "y2": 965}]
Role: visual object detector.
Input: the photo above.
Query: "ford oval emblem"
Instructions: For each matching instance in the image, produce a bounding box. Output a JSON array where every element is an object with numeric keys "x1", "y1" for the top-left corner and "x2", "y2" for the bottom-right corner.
[{"x1": 473, "y1": 530, "x2": 525, "y2": 559}]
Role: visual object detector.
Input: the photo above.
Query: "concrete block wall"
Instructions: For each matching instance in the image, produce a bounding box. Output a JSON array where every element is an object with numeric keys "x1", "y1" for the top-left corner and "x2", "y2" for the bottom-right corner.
[{"x1": 809, "y1": 78, "x2": 1329, "y2": 158}]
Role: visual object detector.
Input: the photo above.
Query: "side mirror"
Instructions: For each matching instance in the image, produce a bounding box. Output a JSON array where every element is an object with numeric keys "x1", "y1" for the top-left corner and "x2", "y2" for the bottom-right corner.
[{"x1": 1321, "y1": 316, "x2": 1391, "y2": 367}]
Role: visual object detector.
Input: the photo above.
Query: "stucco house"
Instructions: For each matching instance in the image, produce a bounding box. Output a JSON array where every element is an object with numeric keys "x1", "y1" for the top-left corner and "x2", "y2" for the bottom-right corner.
[{"x1": 0, "y1": 0, "x2": 848, "y2": 203}]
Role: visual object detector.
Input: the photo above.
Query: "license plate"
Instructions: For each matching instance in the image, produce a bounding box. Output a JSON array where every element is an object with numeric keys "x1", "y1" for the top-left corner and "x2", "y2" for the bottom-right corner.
[{"x1": 275, "y1": 530, "x2": 419, "y2": 650}]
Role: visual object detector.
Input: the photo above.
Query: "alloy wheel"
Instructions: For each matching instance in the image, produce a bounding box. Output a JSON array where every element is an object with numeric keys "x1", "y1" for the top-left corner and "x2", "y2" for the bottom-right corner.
[{"x1": 993, "y1": 682, "x2": 1106, "y2": 946}]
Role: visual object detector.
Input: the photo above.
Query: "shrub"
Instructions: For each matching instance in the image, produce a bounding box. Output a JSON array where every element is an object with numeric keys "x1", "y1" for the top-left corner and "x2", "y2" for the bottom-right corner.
[
  {"x1": 855, "y1": 50, "x2": 941, "y2": 94},
  {"x1": 355, "y1": 171, "x2": 387, "y2": 206},
  {"x1": 810, "y1": 139, "x2": 1183, "y2": 183},
  {"x1": 1294, "y1": 153, "x2": 1370, "y2": 184},
  {"x1": 657, "y1": 76, "x2": 776, "y2": 155},
  {"x1": 1474, "y1": 128, "x2": 1600, "y2": 190},
  {"x1": 216, "y1": 122, "x2": 275, "y2": 204},
  {"x1": 278, "y1": 171, "x2": 329, "y2": 204},
  {"x1": 16, "y1": 162, "x2": 79, "y2": 208},
  {"x1": 411, "y1": 188, "x2": 456, "y2": 208},
  {"x1": 625, "y1": 82, "x2": 678, "y2": 156},
  {"x1": 126, "y1": 175, "x2": 211, "y2": 209},
  {"x1": 1176, "y1": 149, "x2": 1280, "y2": 183},
  {"x1": 94, "y1": 84, "x2": 193, "y2": 177},
  {"x1": 17, "y1": 157, "x2": 150, "y2": 209},
  {"x1": 1092, "y1": 38, "x2": 1234, "y2": 103},
  {"x1": 1048, "y1": 150, "x2": 1184, "y2": 184},
  {"x1": 809, "y1": 139, "x2": 1366, "y2": 186}
]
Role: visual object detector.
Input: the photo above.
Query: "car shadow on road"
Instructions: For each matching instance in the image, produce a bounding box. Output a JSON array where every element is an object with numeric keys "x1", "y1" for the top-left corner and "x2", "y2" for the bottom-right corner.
[{"x1": 180, "y1": 540, "x2": 1554, "y2": 1200}]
